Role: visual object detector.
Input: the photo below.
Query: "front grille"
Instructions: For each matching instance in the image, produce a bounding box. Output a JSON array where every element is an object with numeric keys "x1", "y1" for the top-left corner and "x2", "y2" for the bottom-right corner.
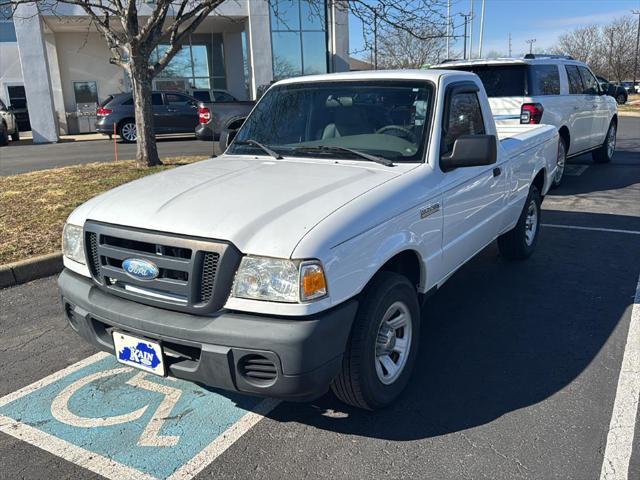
[
  {"x1": 84, "y1": 221, "x2": 241, "y2": 315},
  {"x1": 239, "y1": 354, "x2": 278, "y2": 384}
]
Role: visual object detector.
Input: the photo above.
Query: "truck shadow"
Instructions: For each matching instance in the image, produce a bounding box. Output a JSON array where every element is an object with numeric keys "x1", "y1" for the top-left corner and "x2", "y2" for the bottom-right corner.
[{"x1": 262, "y1": 210, "x2": 640, "y2": 440}]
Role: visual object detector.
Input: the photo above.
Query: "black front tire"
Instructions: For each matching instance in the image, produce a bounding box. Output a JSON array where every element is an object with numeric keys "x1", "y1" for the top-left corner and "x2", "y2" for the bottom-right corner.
[
  {"x1": 10, "y1": 127, "x2": 19, "y2": 142},
  {"x1": 498, "y1": 185, "x2": 542, "y2": 261},
  {"x1": 331, "y1": 271, "x2": 420, "y2": 410},
  {"x1": 616, "y1": 94, "x2": 626, "y2": 105},
  {"x1": 592, "y1": 121, "x2": 616, "y2": 164}
]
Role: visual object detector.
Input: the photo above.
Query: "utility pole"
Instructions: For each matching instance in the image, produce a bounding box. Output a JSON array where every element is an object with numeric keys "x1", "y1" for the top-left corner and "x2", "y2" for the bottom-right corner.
[
  {"x1": 633, "y1": 10, "x2": 640, "y2": 92},
  {"x1": 478, "y1": 0, "x2": 486, "y2": 58},
  {"x1": 460, "y1": 13, "x2": 471, "y2": 60},
  {"x1": 508, "y1": 32, "x2": 512, "y2": 57},
  {"x1": 469, "y1": 0, "x2": 474, "y2": 59},
  {"x1": 526, "y1": 38, "x2": 536, "y2": 55},
  {"x1": 446, "y1": 0, "x2": 451, "y2": 59}
]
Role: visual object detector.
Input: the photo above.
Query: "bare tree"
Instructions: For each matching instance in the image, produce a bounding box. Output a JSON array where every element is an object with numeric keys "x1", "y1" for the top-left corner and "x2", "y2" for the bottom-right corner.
[
  {"x1": 554, "y1": 16, "x2": 637, "y2": 82},
  {"x1": 377, "y1": 24, "x2": 445, "y2": 69},
  {"x1": 8, "y1": 0, "x2": 227, "y2": 166}
]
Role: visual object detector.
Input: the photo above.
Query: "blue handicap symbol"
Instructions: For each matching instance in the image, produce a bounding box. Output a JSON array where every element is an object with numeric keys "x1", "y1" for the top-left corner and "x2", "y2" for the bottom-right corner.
[{"x1": 0, "y1": 354, "x2": 266, "y2": 479}]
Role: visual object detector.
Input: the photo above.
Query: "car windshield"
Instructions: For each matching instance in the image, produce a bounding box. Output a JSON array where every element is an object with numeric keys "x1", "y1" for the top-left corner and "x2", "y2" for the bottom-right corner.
[{"x1": 228, "y1": 80, "x2": 434, "y2": 163}]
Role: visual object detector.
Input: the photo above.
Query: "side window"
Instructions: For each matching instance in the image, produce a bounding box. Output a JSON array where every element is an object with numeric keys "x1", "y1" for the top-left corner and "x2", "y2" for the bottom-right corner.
[
  {"x1": 441, "y1": 91, "x2": 485, "y2": 156},
  {"x1": 165, "y1": 93, "x2": 193, "y2": 105},
  {"x1": 152, "y1": 93, "x2": 164, "y2": 106},
  {"x1": 529, "y1": 65, "x2": 560, "y2": 95},
  {"x1": 578, "y1": 66, "x2": 599, "y2": 95},
  {"x1": 565, "y1": 65, "x2": 584, "y2": 95}
]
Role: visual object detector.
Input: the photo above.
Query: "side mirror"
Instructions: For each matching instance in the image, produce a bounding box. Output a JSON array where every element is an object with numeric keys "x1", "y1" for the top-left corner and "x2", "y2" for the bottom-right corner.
[
  {"x1": 219, "y1": 128, "x2": 238, "y2": 151},
  {"x1": 440, "y1": 135, "x2": 497, "y2": 171}
]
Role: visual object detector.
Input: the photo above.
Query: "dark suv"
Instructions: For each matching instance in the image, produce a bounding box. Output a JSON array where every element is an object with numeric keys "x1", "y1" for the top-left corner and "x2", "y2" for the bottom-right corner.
[{"x1": 96, "y1": 91, "x2": 200, "y2": 142}]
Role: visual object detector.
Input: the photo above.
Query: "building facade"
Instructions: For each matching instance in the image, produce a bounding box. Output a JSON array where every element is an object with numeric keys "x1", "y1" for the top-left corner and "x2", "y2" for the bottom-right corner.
[{"x1": 0, "y1": 0, "x2": 349, "y2": 142}]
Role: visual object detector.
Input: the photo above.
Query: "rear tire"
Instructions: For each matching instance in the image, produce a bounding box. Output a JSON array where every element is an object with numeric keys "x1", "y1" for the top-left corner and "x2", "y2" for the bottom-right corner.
[
  {"x1": 498, "y1": 184, "x2": 542, "y2": 261},
  {"x1": 118, "y1": 120, "x2": 137, "y2": 143},
  {"x1": 616, "y1": 94, "x2": 626, "y2": 105},
  {"x1": 331, "y1": 271, "x2": 420, "y2": 410},
  {"x1": 592, "y1": 121, "x2": 616, "y2": 164},
  {"x1": 551, "y1": 138, "x2": 567, "y2": 189},
  {"x1": 10, "y1": 127, "x2": 19, "y2": 142}
]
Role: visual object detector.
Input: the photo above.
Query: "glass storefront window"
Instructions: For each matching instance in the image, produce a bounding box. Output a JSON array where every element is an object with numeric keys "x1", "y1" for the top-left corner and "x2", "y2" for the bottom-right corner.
[
  {"x1": 270, "y1": 0, "x2": 327, "y2": 81},
  {"x1": 151, "y1": 34, "x2": 226, "y2": 92}
]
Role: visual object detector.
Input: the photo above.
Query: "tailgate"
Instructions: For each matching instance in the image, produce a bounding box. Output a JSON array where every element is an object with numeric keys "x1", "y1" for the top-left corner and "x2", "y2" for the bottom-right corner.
[{"x1": 489, "y1": 97, "x2": 524, "y2": 123}]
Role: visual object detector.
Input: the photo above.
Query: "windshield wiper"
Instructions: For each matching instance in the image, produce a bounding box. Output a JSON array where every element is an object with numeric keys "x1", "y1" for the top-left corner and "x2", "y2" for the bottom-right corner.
[
  {"x1": 291, "y1": 145, "x2": 394, "y2": 167},
  {"x1": 235, "y1": 140, "x2": 283, "y2": 160}
]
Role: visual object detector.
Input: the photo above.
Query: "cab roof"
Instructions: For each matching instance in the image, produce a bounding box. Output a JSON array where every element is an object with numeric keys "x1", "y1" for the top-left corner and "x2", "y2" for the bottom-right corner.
[{"x1": 274, "y1": 69, "x2": 477, "y2": 86}]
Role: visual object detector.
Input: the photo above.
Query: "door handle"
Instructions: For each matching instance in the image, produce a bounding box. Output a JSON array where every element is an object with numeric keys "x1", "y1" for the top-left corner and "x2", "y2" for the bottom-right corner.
[{"x1": 493, "y1": 167, "x2": 502, "y2": 177}]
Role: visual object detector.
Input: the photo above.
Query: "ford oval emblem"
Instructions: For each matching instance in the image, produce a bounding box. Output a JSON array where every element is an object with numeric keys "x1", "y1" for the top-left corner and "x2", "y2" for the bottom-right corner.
[{"x1": 122, "y1": 258, "x2": 159, "y2": 281}]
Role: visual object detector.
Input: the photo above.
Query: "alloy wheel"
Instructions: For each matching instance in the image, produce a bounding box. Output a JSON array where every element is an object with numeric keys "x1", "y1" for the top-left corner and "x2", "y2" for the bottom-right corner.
[{"x1": 374, "y1": 301, "x2": 412, "y2": 385}]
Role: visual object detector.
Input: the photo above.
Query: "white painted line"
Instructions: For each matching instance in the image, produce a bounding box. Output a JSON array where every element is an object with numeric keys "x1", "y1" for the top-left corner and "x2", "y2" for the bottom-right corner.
[
  {"x1": 0, "y1": 414, "x2": 159, "y2": 480},
  {"x1": 0, "y1": 352, "x2": 109, "y2": 408},
  {"x1": 167, "y1": 397, "x2": 281, "y2": 480},
  {"x1": 599, "y1": 273, "x2": 640, "y2": 480},
  {"x1": 541, "y1": 224, "x2": 640, "y2": 235}
]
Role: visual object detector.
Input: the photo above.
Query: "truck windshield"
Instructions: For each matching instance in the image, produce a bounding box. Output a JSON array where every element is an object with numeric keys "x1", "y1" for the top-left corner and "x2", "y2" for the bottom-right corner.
[{"x1": 229, "y1": 80, "x2": 434, "y2": 163}]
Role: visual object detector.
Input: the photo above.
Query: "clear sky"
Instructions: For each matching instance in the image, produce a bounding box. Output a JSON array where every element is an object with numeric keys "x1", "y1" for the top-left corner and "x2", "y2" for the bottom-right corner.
[{"x1": 349, "y1": 0, "x2": 640, "y2": 59}]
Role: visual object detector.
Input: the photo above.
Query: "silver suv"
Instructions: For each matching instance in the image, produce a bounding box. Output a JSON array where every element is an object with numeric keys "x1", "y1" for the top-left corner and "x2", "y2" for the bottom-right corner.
[{"x1": 0, "y1": 99, "x2": 19, "y2": 146}]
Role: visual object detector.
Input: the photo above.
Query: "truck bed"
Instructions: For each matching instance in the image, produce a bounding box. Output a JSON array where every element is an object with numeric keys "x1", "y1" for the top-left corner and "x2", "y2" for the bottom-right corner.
[{"x1": 497, "y1": 124, "x2": 557, "y2": 158}]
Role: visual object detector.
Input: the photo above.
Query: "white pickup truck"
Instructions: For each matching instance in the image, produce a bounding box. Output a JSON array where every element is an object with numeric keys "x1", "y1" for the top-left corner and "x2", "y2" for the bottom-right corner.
[{"x1": 59, "y1": 70, "x2": 558, "y2": 410}]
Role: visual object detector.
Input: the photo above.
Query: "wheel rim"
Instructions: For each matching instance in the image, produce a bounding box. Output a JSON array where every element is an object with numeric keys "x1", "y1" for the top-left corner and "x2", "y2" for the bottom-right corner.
[
  {"x1": 121, "y1": 123, "x2": 137, "y2": 141},
  {"x1": 524, "y1": 199, "x2": 538, "y2": 246},
  {"x1": 374, "y1": 301, "x2": 412, "y2": 385},
  {"x1": 607, "y1": 125, "x2": 616, "y2": 159},
  {"x1": 555, "y1": 140, "x2": 566, "y2": 184}
]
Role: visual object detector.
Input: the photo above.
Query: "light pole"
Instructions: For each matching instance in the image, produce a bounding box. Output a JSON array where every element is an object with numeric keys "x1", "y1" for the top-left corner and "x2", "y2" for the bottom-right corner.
[
  {"x1": 633, "y1": 10, "x2": 640, "y2": 91},
  {"x1": 478, "y1": 0, "x2": 486, "y2": 58},
  {"x1": 526, "y1": 38, "x2": 536, "y2": 55},
  {"x1": 446, "y1": 0, "x2": 451, "y2": 59}
]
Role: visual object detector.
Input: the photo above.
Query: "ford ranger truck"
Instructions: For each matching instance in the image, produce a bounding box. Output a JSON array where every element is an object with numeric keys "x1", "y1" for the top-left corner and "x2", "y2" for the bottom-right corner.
[{"x1": 59, "y1": 70, "x2": 559, "y2": 410}]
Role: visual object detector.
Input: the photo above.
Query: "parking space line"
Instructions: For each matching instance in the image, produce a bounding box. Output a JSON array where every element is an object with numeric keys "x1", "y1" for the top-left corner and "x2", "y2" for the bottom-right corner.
[
  {"x1": 0, "y1": 414, "x2": 158, "y2": 480},
  {"x1": 167, "y1": 398, "x2": 281, "y2": 480},
  {"x1": 599, "y1": 274, "x2": 640, "y2": 480},
  {"x1": 541, "y1": 224, "x2": 640, "y2": 235}
]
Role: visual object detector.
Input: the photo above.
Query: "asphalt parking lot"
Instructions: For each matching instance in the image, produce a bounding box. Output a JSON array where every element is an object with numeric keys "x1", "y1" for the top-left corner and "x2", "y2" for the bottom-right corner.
[
  {"x1": 0, "y1": 135, "x2": 216, "y2": 176},
  {"x1": 0, "y1": 117, "x2": 638, "y2": 480}
]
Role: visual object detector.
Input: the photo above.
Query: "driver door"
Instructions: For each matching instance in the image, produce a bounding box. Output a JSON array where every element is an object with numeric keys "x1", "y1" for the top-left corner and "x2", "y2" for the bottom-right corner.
[{"x1": 440, "y1": 83, "x2": 507, "y2": 276}]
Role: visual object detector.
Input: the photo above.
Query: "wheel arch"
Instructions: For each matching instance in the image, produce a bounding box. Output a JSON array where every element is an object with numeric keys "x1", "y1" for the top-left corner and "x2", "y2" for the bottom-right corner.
[{"x1": 376, "y1": 249, "x2": 425, "y2": 293}]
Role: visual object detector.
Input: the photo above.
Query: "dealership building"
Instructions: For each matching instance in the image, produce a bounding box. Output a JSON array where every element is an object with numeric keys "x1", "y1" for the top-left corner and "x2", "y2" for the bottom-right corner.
[{"x1": 0, "y1": 1, "x2": 349, "y2": 143}]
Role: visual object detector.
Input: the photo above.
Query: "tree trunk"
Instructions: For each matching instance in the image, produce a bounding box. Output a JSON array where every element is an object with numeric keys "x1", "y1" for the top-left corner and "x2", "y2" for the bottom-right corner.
[{"x1": 129, "y1": 57, "x2": 161, "y2": 167}]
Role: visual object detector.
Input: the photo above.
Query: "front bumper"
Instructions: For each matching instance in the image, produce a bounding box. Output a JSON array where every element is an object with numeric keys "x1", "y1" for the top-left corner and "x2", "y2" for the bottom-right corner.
[{"x1": 58, "y1": 269, "x2": 357, "y2": 401}]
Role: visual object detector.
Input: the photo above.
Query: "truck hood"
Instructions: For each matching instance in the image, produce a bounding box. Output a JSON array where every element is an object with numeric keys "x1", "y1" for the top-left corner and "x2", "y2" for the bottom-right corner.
[{"x1": 70, "y1": 155, "x2": 408, "y2": 258}]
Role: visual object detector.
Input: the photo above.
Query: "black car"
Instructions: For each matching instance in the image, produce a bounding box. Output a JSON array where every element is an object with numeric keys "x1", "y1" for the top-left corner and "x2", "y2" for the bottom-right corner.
[
  {"x1": 95, "y1": 91, "x2": 200, "y2": 142},
  {"x1": 596, "y1": 76, "x2": 628, "y2": 104}
]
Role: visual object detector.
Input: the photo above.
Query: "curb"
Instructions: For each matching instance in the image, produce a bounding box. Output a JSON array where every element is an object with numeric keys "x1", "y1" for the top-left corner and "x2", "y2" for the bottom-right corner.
[
  {"x1": 0, "y1": 252, "x2": 63, "y2": 289},
  {"x1": 618, "y1": 111, "x2": 640, "y2": 117}
]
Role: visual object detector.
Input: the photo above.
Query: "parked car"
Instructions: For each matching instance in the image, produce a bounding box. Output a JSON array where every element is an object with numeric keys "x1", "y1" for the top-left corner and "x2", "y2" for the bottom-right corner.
[
  {"x1": 621, "y1": 81, "x2": 640, "y2": 94},
  {"x1": 0, "y1": 99, "x2": 20, "y2": 146},
  {"x1": 95, "y1": 91, "x2": 200, "y2": 142},
  {"x1": 59, "y1": 69, "x2": 559, "y2": 410},
  {"x1": 195, "y1": 98, "x2": 254, "y2": 142},
  {"x1": 436, "y1": 54, "x2": 618, "y2": 187},
  {"x1": 596, "y1": 76, "x2": 627, "y2": 104}
]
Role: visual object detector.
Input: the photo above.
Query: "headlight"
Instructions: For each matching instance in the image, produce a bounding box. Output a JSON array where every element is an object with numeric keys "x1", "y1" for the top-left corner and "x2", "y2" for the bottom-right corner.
[
  {"x1": 62, "y1": 223, "x2": 85, "y2": 264},
  {"x1": 232, "y1": 256, "x2": 327, "y2": 303}
]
